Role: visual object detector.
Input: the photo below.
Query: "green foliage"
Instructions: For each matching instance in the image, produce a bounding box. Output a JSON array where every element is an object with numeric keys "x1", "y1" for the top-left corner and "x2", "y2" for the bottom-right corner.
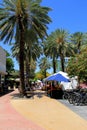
[
  {"x1": 35, "y1": 71, "x2": 50, "y2": 79},
  {"x1": 44, "y1": 28, "x2": 74, "y2": 72},
  {"x1": 35, "y1": 71, "x2": 44, "y2": 79},
  {"x1": 29, "y1": 60, "x2": 36, "y2": 78},
  {"x1": 70, "y1": 32, "x2": 86, "y2": 54},
  {"x1": 66, "y1": 57, "x2": 78, "y2": 77},
  {"x1": 39, "y1": 57, "x2": 51, "y2": 71},
  {"x1": 67, "y1": 47, "x2": 87, "y2": 82},
  {"x1": 39, "y1": 57, "x2": 51, "y2": 77},
  {"x1": 11, "y1": 70, "x2": 19, "y2": 78},
  {"x1": 6, "y1": 57, "x2": 14, "y2": 74},
  {"x1": 5, "y1": 51, "x2": 14, "y2": 74}
]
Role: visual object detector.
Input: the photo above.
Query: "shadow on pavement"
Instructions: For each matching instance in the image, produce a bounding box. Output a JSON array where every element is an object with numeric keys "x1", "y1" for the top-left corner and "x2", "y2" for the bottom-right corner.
[{"x1": 0, "y1": 89, "x2": 14, "y2": 97}]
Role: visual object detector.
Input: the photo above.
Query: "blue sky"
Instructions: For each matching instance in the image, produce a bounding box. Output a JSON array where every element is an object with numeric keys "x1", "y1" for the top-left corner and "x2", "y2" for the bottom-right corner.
[
  {"x1": 0, "y1": 0, "x2": 87, "y2": 71},
  {"x1": 42, "y1": 0, "x2": 87, "y2": 34}
]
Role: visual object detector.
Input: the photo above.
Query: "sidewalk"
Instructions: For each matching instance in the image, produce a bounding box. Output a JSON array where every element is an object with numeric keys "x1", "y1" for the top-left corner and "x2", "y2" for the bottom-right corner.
[
  {"x1": 11, "y1": 90, "x2": 87, "y2": 130},
  {"x1": 0, "y1": 90, "x2": 45, "y2": 130},
  {"x1": 1, "y1": 90, "x2": 87, "y2": 130}
]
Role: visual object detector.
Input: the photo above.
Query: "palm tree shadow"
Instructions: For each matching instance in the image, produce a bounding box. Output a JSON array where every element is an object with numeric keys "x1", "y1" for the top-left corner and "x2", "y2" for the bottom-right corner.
[
  {"x1": 0, "y1": 90, "x2": 14, "y2": 97},
  {"x1": 10, "y1": 93, "x2": 24, "y2": 99},
  {"x1": 34, "y1": 91, "x2": 46, "y2": 98},
  {"x1": 36, "y1": 92, "x2": 43, "y2": 98},
  {"x1": 10, "y1": 89, "x2": 47, "y2": 99}
]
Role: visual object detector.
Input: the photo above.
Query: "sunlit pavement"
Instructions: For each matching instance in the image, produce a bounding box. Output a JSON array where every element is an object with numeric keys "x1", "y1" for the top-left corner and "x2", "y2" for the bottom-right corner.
[
  {"x1": 0, "y1": 90, "x2": 45, "y2": 130},
  {"x1": 11, "y1": 89, "x2": 87, "y2": 130},
  {"x1": 59, "y1": 99, "x2": 87, "y2": 120}
]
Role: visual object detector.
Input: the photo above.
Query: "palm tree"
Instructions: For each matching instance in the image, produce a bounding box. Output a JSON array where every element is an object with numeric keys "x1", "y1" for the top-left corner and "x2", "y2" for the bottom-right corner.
[
  {"x1": 12, "y1": 41, "x2": 42, "y2": 84},
  {"x1": 44, "y1": 29, "x2": 74, "y2": 72},
  {"x1": 0, "y1": 0, "x2": 51, "y2": 94},
  {"x1": 44, "y1": 38, "x2": 58, "y2": 73},
  {"x1": 70, "y1": 32, "x2": 86, "y2": 54},
  {"x1": 12, "y1": 30, "x2": 42, "y2": 87},
  {"x1": 25, "y1": 42, "x2": 42, "y2": 87},
  {"x1": 39, "y1": 57, "x2": 51, "y2": 78}
]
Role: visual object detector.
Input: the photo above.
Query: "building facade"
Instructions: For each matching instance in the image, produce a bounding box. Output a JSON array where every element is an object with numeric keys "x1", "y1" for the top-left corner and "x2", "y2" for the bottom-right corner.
[{"x1": 0, "y1": 46, "x2": 7, "y2": 87}]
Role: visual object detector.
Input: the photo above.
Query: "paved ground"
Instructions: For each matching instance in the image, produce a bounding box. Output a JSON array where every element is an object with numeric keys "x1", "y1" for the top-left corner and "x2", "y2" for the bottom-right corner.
[
  {"x1": 11, "y1": 90, "x2": 87, "y2": 130},
  {"x1": 1, "y1": 90, "x2": 87, "y2": 130},
  {"x1": 59, "y1": 99, "x2": 87, "y2": 120},
  {"x1": 0, "y1": 90, "x2": 45, "y2": 130}
]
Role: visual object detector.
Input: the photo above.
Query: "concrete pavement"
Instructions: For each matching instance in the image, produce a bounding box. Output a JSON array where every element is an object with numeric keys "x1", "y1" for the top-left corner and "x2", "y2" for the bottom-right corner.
[{"x1": 59, "y1": 99, "x2": 87, "y2": 120}]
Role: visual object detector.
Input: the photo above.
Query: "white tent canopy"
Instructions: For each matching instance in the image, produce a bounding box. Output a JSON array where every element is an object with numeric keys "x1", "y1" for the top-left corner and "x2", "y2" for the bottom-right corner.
[
  {"x1": 36, "y1": 80, "x2": 42, "y2": 83},
  {"x1": 58, "y1": 71, "x2": 70, "y2": 79}
]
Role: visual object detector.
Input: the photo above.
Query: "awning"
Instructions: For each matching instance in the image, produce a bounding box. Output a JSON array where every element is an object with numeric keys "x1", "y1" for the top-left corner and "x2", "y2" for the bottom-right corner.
[{"x1": 46, "y1": 72, "x2": 70, "y2": 82}]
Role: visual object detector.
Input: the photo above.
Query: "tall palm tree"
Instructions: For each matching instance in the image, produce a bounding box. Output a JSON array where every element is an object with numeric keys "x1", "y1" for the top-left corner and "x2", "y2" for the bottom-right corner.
[
  {"x1": 44, "y1": 29, "x2": 74, "y2": 72},
  {"x1": 12, "y1": 39, "x2": 42, "y2": 86},
  {"x1": 39, "y1": 57, "x2": 51, "y2": 78},
  {"x1": 70, "y1": 32, "x2": 86, "y2": 54},
  {"x1": 0, "y1": 0, "x2": 51, "y2": 94},
  {"x1": 12, "y1": 30, "x2": 43, "y2": 87},
  {"x1": 44, "y1": 38, "x2": 58, "y2": 73}
]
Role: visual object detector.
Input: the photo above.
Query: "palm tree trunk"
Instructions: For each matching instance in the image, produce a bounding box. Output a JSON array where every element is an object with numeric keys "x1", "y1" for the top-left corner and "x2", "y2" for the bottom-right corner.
[
  {"x1": 53, "y1": 56, "x2": 56, "y2": 73},
  {"x1": 60, "y1": 54, "x2": 65, "y2": 72},
  {"x1": 19, "y1": 36, "x2": 25, "y2": 94},
  {"x1": 19, "y1": 17, "x2": 25, "y2": 94},
  {"x1": 77, "y1": 41, "x2": 81, "y2": 54},
  {"x1": 25, "y1": 56, "x2": 30, "y2": 88},
  {"x1": 44, "y1": 70, "x2": 47, "y2": 78},
  {"x1": 28, "y1": 50, "x2": 31, "y2": 87}
]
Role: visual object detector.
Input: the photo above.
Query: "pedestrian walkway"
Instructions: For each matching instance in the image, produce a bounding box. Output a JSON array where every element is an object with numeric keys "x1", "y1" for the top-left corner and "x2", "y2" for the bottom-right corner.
[
  {"x1": 0, "y1": 90, "x2": 45, "y2": 130},
  {"x1": 1, "y1": 90, "x2": 87, "y2": 130},
  {"x1": 11, "y1": 90, "x2": 87, "y2": 130}
]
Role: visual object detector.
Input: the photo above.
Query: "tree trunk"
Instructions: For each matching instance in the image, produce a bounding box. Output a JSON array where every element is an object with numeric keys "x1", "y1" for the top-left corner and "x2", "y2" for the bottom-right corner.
[
  {"x1": 44, "y1": 69, "x2": 47, "y2": 78},
  {"x1": 25, "y1": 56, "x2": 30, "y2": 88},
  {"x1": 53, "y1": 56, "x2": 56, "y2": 73},
  {"x1": 60, "y1": 54, "x2": 65, "y2": 72},
  {"x1": 19, "y1": 17, "x2": 25, "y2": 94}
]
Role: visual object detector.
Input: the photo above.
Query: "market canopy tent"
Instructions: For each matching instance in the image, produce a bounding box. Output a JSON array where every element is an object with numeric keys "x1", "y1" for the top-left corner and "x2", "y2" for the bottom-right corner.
[
  {"x1": 58, "y1": 71, "x2": 69, "y2": 79},
  {"x1": 46, "y1": 73, "x2": 70, "y2": 82},
  {"x1": 36, "y1": 80, "x2": 42, "y2": 83}
]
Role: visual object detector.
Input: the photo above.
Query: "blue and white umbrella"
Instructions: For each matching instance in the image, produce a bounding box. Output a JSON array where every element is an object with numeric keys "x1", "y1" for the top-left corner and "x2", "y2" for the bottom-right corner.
[{"x1": 46, "y1": 73, "x2": 70, "y2": 82}]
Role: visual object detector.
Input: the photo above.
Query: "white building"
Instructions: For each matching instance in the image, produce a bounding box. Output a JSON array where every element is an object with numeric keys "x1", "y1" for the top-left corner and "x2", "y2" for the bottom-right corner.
[
  {"x1": 0, "y1": 46, "x2": 7, "y2": 87},
  {"x1": 0, "y1": 46, "x2": 6, "y2": 75}
]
